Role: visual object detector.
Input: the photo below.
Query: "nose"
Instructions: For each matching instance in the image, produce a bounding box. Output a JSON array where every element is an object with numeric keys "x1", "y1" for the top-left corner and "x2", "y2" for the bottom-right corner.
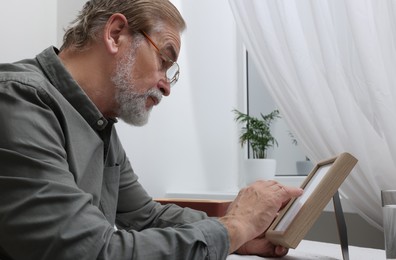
[{"x1": 157, "y1": 78, "x2": 171, "y2": 96}]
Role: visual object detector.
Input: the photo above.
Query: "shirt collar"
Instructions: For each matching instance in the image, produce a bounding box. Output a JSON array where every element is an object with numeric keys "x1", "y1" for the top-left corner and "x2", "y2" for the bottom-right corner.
[{"x1": 36, "y1": 46, "x2": 116, "y2": 131}]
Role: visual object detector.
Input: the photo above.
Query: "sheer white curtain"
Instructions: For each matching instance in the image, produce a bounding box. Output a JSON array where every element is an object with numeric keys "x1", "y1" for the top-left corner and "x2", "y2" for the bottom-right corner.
[{"x1": 229, "y1": 0, "x2": 396, "y2": 230}]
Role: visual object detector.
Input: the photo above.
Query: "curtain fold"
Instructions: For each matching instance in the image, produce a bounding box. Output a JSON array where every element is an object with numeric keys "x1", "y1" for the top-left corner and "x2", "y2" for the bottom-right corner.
[{"x1": 229, "y1": 0, "x2": 396, "y2": 229}]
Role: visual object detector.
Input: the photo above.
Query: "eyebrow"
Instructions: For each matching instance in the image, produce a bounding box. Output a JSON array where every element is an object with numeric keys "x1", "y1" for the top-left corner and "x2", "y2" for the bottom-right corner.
[{"x1": 164, "y1": 44, "x2": 178, "y2": 61}]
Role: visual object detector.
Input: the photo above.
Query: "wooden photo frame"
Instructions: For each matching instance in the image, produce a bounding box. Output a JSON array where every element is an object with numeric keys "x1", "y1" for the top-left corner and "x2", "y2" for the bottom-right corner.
[{"x1": 265, "y1": 152, "x2": 358, "y2": 248}]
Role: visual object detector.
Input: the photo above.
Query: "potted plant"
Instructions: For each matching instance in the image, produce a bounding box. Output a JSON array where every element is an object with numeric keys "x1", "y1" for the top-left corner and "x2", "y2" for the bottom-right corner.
[
  {"x1": 289, "y1": 132, "x2": 313, "y2": 176},
  {"x1": 233, "y1": 109, "x2": 280, "y2": 184}
]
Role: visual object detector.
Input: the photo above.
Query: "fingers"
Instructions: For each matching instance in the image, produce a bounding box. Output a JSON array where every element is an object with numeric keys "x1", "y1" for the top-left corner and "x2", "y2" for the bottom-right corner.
[
  {"x1": 221, "y1": 180, "x2": 303, "y2": 253},
  {"x1": 251, "y1": 180, "x2": 303, "y2": 209},
  {"x1": 236, "y1": 237, "x2": 289, "y2": 257},
  {"x1": 274, "y1": 245, "x2": 288, "y2": 257},
  {"x1": 254, "y1": 180, "x2": 303, "y2": 198},
  {"x1": 281, "y1": 185, "x2": 304, "y2": 197}
]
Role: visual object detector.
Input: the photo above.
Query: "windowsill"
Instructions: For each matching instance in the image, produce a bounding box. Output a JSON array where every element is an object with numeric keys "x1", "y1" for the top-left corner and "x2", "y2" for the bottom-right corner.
[{"x1": 165, "y1": 175, "x2": 355, "y2": 213}]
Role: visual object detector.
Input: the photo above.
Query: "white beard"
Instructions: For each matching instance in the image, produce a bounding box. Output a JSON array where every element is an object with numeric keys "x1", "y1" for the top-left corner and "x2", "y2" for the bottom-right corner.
[{"x1": 112, "y1": 40, "x2": 162, "y2": 126}]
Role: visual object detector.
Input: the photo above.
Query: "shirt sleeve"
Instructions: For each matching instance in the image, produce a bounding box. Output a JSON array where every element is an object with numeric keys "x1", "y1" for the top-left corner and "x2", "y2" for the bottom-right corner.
[{"x1": 0, "y1": 79, "x2": 230, "y2": 259}]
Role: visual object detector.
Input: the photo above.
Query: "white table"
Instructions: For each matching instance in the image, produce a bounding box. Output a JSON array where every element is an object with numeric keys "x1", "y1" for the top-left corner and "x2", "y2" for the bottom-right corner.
[{"x1": 226, "y1": 240, "x2": 385, "y2": 260}]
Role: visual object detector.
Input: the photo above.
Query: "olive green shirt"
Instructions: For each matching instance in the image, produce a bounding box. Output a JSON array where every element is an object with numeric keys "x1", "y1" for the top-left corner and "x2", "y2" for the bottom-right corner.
[{"x1": 0, "y1": 47, "x2": 229, "y2": 260}]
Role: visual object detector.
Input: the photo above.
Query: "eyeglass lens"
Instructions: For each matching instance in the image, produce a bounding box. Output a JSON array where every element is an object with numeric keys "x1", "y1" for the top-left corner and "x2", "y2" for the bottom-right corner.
[{"x1": 167, "y1": 63, "x2": 179, "y2": 85}]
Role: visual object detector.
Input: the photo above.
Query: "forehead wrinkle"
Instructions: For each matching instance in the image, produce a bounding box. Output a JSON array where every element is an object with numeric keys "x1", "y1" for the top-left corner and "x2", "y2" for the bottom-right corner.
[{"x1": 152, "y1": 26, "x2": 180, "y2": 61}]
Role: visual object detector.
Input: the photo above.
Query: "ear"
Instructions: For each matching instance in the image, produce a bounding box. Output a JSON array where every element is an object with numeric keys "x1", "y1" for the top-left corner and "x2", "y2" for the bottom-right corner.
[{"x1": 103, "y1": 13, "x2": 129, "y2": 54}]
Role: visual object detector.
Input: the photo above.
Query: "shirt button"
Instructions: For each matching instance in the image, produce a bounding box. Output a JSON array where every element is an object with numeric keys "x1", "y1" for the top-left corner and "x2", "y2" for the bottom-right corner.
[{"x1": 97, "y1": 119, "x2": 104, "y2": 126}]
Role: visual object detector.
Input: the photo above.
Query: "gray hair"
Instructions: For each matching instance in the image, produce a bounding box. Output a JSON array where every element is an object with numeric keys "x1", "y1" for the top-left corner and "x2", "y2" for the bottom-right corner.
[{"x1": 60, "y1": 0, "x2": 186, "y2": 51}]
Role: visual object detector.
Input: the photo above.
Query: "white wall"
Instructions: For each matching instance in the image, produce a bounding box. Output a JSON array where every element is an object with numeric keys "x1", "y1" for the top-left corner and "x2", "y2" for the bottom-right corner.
[
  {"x1": 0, "y1": 0, "x2": 244, "y2": 198},
  {"x1": 0, "y1": 0, "x2": 57, "y2": 62},
  {"x1": 57, "y1": 0, "x2": 84, "y2": 45},
  {"x1": 117, "y1": 0, "x2": 242, "y2": 197}
]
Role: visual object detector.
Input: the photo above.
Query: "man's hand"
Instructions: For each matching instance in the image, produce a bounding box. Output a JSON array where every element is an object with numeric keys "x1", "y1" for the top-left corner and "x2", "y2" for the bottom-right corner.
[
  {"x1": 219, "y1": 180, "x2": 303, "y2": 255},
  {"x1": 235, "y1": 236, "x2": 289, "y2": 257}
]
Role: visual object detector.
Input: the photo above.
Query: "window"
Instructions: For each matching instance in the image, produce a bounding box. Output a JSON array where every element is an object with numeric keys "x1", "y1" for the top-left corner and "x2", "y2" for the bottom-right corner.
[{"x1": 246, "y1": 52, "x2": 312, "y2": 176}]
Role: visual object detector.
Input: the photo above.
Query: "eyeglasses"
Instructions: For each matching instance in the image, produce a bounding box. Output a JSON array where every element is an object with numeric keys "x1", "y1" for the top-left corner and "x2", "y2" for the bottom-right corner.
[{"x1": 141, "y1": 31, "x2": 180, "y2": 87}]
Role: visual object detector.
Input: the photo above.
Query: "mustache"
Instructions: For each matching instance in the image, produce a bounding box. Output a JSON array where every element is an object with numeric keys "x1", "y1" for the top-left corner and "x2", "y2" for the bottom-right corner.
[{"x1": 145, "y1": 87, "x2": 163, "y2": 105}]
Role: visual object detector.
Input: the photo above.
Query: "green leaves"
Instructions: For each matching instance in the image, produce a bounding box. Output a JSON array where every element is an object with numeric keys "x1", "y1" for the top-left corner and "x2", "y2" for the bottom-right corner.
[{"x1": 233, "y1": 109, "x2": 280, "y2": 159}]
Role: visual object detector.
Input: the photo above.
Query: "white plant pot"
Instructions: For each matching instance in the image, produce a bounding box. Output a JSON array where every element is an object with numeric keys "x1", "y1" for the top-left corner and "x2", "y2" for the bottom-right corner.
[{"x1": 244, "y1": 159, "x2": 277, "y2": 185}]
